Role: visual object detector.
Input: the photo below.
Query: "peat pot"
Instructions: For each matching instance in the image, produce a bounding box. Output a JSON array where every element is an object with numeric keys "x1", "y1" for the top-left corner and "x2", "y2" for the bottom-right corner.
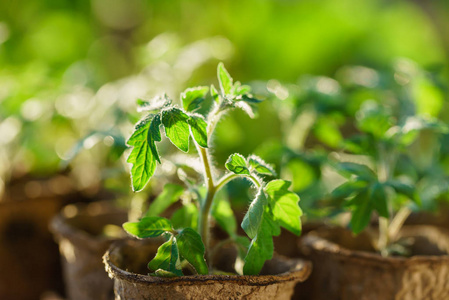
[
  {"x1": 0, "y1": 196, "x2": 62, "y2": 300},
  {"x1": 103, "y1": 239, "x2": 312, "y2": 300},
  {"x1": 298, "y1": 225, "x2": 449, "y2": 300},
  {"x1": 50, "y1": 201, "x2": 127, "y2": 300}
]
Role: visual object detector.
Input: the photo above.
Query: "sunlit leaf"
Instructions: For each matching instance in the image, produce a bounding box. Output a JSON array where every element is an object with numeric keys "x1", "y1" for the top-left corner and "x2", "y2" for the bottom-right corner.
[
  {"x1": 218, "y1": 62, "x2": 233, "y2": 96},
  {"x1": 225, "y1": 153, "x2": 250, "y2": 175},
  {"x1": 188, "y1": 114, "x2": 208, "y2": 148},
  {"x1": 181, "y1": 86, "x2": 209, "y2": 112},
  {"x1": 243, "y1": 209, "x2": 279, "y2": 275},
  {"x1": 148, "y1": 236, "x2": 182, "y2": 276},
  {"x1": 162, "y1": 108, "x2": 190, "y2": 152},
  {"x1": 177, "y1": 228, "x2": 208, "y2": 275},
  {"x1": 123, "y1": 216, "x2": 173, "y2": 239},
  {"x1": 127, "y1": 115, "x2": 160, "y2": 191},
  {"x1": 241, "y1": 189, "x2": 267, "y2": 239},
  {"x1": 248, "y1": 155, "x2": 276, "y2": 176},
  {"x1": 265, "y1": 180, "x2": 302, "y2": 235}
]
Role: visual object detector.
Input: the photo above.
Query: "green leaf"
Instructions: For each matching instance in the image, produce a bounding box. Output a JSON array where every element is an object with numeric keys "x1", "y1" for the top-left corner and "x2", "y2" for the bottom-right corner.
[
  {"x1": 171, "y1": 203, "x2": 198, "y2": 230},
  {"x1": 241, "y1": 189, "x2": 267, "y2": 239},
  {"x1": 386, "y1": 180, "x2": 420, "y2": 205},
  {"x1": 217, "y1": 62, "x2": 233, "y2": 96},
  {"x1": 211, "y1": 196, "x2": 237, "y2": 236},
  {"x1": 188, "y1": 114, "x2": 208, "y2": 148},
  {"x1": 162, "y1": 108, "x2": 191, "y2": 152},
  {"x1": 313, "y1": 118, "x2": 343, "y2": 148},
  {"x1": 233, "y1": 83, "x2": 252, "y2": 96},
  {"x1": 243, "y1": 210, "x2": 278, "y2": 275},
  {"x1": 181, "y1": 86, "x2": 209, "y2": 112},
  {"x1": 264, "y1": 179, "x2": 291, "y2": 198},
  {"x1": 356, "y1": 102, "x2": 393, "y2": 139},
  {"x1": 177, "y1": 228, "x2": 208, "y2": 275},
  {"x1": 225, "y1": 153, "x2": 250, "y2": 175},
  {"x1": 123, "y1": 216, "x2": 173, "y2": 239},
  {"x1": 211, "y1": 84, "x2": 219, "y2": 103},
  {"x1": 137, "y1": 94, "x2": 171, "y2": 112},
  {"x1": 348, "y1": 190, "x2": 373, "y2": 234},
  {"x1": 370, "y1": 182, "x2": 388, "y2": 218},
  {"x1": 148, "y1": 236, "x2": 182, "y2": 276},
  {"x1": 239, "y1": 94, "x2": 262, "y2": 103},
  {"x1": 265, "y1": 180, "x2": 302, "y2": 235},
  {"x1": 331, "y1": 180, "x2": 368, "y2": 199},
  {"x1": 248, "y1": 155, "x2": 276, "y2": 176},
  {"x1": 127, "y1": 115, "x2": 160, "y2": 191},
  {"x1": 149, "y1": 114, "x2": 162, "y2": 142},
  {"x1": 337, "y1": 162, "x2": 376, "y2": 181},
  {"x1": 144, "y1": 184, "x2": 185, "y2": 217}
]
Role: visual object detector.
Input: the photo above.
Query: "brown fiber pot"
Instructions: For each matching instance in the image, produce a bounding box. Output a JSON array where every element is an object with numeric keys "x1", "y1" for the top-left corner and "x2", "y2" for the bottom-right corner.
[
  {"x1": 297, "y1": 225, "x2": 449, "y2": 300},
  {"x1": 50, "y1": 201, "x2": 127, "y2": 300},
  {"x1": 103, "y1": 239, "x2": 312, "y2": 300},
  {"x1": 0, "y1": 196, "x2": 63, "y2": 300}
]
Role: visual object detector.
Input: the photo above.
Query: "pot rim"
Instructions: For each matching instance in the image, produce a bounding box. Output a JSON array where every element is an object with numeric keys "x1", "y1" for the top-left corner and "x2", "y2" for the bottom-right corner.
[
  {"x1": 300, "y1": 225, "x2": 449, "y2": 266},
  {"x1": 103, "y1": 239, "x2": 312, "y2": 286}
]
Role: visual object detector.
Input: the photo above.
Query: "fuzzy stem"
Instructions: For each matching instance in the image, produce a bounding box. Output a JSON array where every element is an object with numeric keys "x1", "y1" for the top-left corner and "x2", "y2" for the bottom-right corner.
[
  {"x1": 215, "y1": 173, "x2": 241, "y2": 192},
  {"x1": 196, "y1": 103, "x2": 226, "y2": 272},
  {"x1": 197, "y1": 146, "x2": 216, "y2": 270}
]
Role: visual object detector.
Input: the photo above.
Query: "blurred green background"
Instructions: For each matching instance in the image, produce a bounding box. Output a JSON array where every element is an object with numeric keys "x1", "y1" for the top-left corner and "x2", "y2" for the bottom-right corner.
[{"x1": 1, "y1": 0, "x2": 449, "y2": 200}]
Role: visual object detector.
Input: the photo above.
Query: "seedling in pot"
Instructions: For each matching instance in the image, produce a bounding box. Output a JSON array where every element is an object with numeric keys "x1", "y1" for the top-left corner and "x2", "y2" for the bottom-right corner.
[
  {"x1": 122, "y1": 63, "x2": 302, "y2": 276},
  {"x1": 332, "y1": 101, "x2": 448, "y2": 256}
]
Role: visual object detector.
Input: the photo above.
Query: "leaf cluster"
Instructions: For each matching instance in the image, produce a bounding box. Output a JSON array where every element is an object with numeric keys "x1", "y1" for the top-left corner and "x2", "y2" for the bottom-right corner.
[
  {"x1": 123, "y1": 63, "x2": 303, "y2": 276},
  {"x1": 332, "y1": 162, "x2": 419, "y2": 234}
]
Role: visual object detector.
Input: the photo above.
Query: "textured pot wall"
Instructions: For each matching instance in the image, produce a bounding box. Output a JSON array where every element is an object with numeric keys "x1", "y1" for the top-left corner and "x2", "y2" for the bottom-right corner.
[
  {"x1": 104, "y1": 239, "x2": 312, "y2": 300},
  {"x1": 51, "y1": 202, "x2": 127, "y2": 300},
  {"x1": 297, "y1": 225, "x2": 449, "y2": 300},
  {"x1": 0, "y1": 196, "x2": 63, "y2": 300}
]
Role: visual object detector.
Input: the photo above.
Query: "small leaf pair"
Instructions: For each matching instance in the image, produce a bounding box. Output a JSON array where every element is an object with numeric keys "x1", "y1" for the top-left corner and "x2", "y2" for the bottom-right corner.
[
  {"x1": 215, "y1": 63, "x2": 261, "y2": 118},
  {"x1": 123, "y1": 216, "x2": 208, "y2": 276},
  {"x1": 225, "y1": 153, "x2": 276, "y2": 176}
]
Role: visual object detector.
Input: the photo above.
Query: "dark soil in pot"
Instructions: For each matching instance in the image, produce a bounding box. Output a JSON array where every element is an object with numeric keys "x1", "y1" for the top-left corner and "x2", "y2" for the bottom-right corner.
[
  {"x1": 50, "y1": 201, "x2": 127, "y2": 300},
  {"x1": 104, "y1": 239, "x2": 312, "y2": 300},
  {"x1": 297, "y1": 225, "x2": 449, "y2": 300}
]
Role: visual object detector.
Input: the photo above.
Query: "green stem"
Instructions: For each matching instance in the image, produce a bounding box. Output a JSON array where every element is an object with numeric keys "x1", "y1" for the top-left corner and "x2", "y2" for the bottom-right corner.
[
  {"x1": 197, "y1": 146, "x2": 216, "y2": 270},
  {"x1": 377, "y1": 144, "x2": 390, "y2": 255},
  {"x1": 388, "y1": 206, "x2": 412, "y2": 244},
  {"x1": 247, "y1": 175, "x2": 261, "y2": 188},
  {"x1": 196, "y1": 103, "x2": 225, "y2": 272},
  {"x1": 196, "y1": 101, "x2": 259, "y2": 272},
  {"x1": 215, "y1": 173, "x2": 240, "y2": 192}
]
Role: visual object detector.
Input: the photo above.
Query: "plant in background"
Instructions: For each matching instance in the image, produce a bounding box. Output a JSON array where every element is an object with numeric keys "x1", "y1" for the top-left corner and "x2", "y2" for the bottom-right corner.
[
  {"x1": 257, "y1": 76, "x2": 348, "y2": 216},
  {"x1": 332, "y1": 101, "x2": 448, "y2": 256},
  {"x1": 122, "y1": 63, "x2": 302, "y2": 276}
]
